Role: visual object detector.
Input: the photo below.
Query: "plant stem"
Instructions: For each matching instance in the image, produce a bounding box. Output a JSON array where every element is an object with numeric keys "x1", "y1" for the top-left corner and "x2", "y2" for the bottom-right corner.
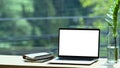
[
  {"x1": 112, "y1": 0, "x2": 120, "y2": 62},
  {"x1": 113, "y1": 0, "x2": 120, "y2": 36}
]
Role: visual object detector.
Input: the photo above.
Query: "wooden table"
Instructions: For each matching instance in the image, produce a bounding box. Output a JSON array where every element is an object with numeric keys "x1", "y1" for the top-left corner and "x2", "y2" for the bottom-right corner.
[{"x1": 0, "y1": 55, "x2": 120, "y2": 68}]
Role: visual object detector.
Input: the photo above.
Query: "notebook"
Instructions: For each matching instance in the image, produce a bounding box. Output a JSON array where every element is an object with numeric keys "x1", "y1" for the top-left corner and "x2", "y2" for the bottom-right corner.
[{"x1": 49, "y1": 28, "x2": 100, "y2": 65}]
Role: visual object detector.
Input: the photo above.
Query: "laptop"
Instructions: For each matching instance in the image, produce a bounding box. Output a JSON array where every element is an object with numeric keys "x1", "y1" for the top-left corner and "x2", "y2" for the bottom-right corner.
[{"x1": 49, "y1": 28, "x2": 100, "y2": 65}]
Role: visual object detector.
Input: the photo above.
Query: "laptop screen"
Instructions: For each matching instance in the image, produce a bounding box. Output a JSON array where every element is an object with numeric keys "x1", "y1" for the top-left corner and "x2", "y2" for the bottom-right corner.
[{"x1": 59, "y1": 28, "x2": 100, "y2": 57}]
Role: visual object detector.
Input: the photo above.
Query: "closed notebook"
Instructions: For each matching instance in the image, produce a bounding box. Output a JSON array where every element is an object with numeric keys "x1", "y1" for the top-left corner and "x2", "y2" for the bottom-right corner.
[{"x1": 23, "y1": 52, "x2": 54, "y2": 62}]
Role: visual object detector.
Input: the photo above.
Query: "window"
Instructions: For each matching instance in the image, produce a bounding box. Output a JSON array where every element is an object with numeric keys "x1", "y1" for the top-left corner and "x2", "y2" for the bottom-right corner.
[{"x1": 0, "y1": 0, "x2": 113, "y2": 57}]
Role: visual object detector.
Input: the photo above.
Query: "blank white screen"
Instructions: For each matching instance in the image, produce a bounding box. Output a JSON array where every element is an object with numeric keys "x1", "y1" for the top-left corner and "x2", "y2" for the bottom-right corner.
[{"x1": 59, "y1": 29, "x2": 99, "y2": 57}]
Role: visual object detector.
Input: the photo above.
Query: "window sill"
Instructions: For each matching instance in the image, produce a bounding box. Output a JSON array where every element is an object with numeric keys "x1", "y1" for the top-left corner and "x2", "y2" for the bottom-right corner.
[{"x1": 0, "y1": 55, "x2": 120, "y2": 68}]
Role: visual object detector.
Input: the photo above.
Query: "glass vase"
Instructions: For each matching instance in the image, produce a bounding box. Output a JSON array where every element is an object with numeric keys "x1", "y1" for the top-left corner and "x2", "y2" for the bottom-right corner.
[{"x1": 107, "y1": 26, "x2": 119, "y2": 64}]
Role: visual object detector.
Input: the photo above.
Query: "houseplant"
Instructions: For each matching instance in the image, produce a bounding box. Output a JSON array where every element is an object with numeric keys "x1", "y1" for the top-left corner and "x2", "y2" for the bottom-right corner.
[{"x1": 105, "y1": 0, "x2": 120, "y2": 63}]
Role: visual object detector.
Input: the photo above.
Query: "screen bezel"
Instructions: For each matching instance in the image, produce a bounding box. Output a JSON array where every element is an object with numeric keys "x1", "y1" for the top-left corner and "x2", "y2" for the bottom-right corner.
[{"x1": 58, "y1": 28, "x2": 100, "y2": 59}]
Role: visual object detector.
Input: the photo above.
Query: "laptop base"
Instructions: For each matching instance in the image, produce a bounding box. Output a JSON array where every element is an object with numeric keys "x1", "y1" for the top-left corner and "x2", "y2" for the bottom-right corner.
[{"x1": 49, "y1": 57, "x2": 98, "y2": 65}]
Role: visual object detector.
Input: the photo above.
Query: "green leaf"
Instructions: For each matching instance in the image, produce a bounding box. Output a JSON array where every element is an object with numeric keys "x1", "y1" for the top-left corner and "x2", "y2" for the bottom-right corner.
[
  {"x1": 105, "y1": 18, "x2": 113, "y2": 26},
  {"x1": 107, "y1": 14, "x2": 113, "y2": 20}
]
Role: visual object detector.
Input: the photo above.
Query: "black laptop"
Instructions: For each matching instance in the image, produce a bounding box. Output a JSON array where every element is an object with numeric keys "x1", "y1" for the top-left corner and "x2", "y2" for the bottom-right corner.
[{"x1": 49, "y1": 28, "x2": 100, "y2": 65}]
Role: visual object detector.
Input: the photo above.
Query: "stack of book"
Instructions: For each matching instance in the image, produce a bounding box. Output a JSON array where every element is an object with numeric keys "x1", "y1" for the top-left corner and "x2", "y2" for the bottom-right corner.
[{"x1": 23, "y1": 52, "x2": 54, "y2": 63}]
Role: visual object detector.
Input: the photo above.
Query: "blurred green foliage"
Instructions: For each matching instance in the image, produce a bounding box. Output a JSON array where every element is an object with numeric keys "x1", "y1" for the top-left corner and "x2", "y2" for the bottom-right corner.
[{"x1": 0, "y1": 0, "x2": 116, "y2": 56}]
